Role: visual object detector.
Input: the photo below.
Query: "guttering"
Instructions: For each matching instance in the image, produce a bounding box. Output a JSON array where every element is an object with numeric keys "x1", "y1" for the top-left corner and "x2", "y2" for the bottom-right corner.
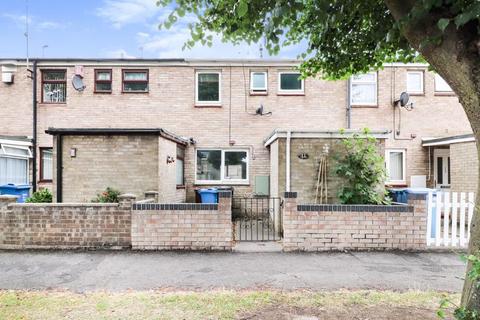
[
  {"x1": 264, "y1": 129, "x2": 391, "y2": 147},
  {"x1": 286, "y1": 130, "x2": 291, "y2": 192},
  {"x1": 32, "y1": 60, "x2": 37, "y2": 192},
  {"x1": 422, "y1": 134, "x2": 475, "y2": 147}
]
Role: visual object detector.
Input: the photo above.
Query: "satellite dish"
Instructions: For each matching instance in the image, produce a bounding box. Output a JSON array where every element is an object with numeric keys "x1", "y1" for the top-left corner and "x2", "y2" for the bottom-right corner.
[
  {"x1": 255, "y1": 104, "x2": 264, "y2": 115},
  {"x1": 399, "y1": 92, "x2": 409, "y2": 106},
  {"x1": 72, "y1": 75, "x2": 86, "y2": 91}
]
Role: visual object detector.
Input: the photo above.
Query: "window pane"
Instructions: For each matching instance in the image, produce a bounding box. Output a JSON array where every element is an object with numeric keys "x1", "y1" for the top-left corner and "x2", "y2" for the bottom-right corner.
[
  {"x1": 435, "y1": 74, "x2": 453, "y2": 92},
  {"x1": 351, "y1": 83, "x2": 376, "y2": 104},
  {"x1": 43, "y1": 71, "x2": 65, "y2": 81},
  {"x1": 124, "y1": 72, "x2": 147, "y2": 81},
  {"x1": 280, "y1": 73, "x2": 302, "y2": 90},
  {"x1": 196, "y1": 150, "x2": 221, "y2": 181},
  {"x1": 123, "y1": 82, "x2": 148, "y2": 92},
  {"x1": 224, "y1": 151, "x2": 247, "y2": 180},
  {"x1": 96, "y1": 71, "x2": 111, "y2": 81},
  {"x1": 176, "y1": 158, "x2": 184, "y2": 185},
  {"x1": 2, "y1": 146, "x2": 29, "y2": 157},
  {"x1": 252, "y1": 72, "x2": 266, "y2": 90},
  {"x1": 437, "y1": 157, "x2": 443, "y2": 184},
  {"x1": 389, "y1": 152, "x2": 403, "y2": 181},
  {"x1": 95, "y1": 82, "x2": 112, "y2": 92},
  {"x1": 43, "y1": 83, "x2": 66, "y2": 102},
  {"x1": 41, "y1": 149, "x2": 53, "y2": 180},
  {"x1": 0, "y1": 157, "x2": 28, "y2": 185},
  {"x1": 407, "y1": 72, "x2": 423, "y2": 92},
  {"x1": 198, "y1": 73, "x2": 220, "y2": 102}
]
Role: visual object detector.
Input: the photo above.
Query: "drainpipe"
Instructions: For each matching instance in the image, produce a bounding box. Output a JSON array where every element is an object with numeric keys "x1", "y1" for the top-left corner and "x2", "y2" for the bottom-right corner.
[
  {"x1": 56, "y1": 135, "x2": 63, "y2": 202},
  {"x1": 286, "y1": 130, "x2": 291, "y2": 192},
  {"x1": 346, "y1": 78, "x2": 351, "y2": 129},
  {"x1": 32, "y1": 60, "x2": 37, "y2": 192}
]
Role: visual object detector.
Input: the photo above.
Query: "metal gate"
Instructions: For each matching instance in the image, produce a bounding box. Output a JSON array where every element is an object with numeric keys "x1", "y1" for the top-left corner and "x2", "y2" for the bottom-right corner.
[{"x1": 232, "y1": 197, "x2": 283, "y2": 241}]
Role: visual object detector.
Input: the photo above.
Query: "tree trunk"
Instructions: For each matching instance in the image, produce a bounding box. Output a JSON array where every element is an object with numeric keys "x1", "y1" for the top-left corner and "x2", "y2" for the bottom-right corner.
[{"x1": 385, "y1": 0, "x2": 480, "y2": 312}]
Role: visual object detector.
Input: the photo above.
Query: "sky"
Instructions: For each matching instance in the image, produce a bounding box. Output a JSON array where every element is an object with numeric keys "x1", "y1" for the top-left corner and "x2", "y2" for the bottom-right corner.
[{"x1": 0, "y1": 0, "x2": 305, "y2": 59}]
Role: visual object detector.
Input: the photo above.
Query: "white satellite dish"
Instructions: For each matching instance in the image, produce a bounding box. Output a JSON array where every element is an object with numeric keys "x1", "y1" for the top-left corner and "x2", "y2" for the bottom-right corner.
[{"x1": 72, "y1": 75, "x2": 86, "y2": 91}]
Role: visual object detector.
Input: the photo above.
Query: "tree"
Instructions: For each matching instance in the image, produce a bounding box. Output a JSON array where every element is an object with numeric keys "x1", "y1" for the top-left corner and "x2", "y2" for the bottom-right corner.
[{"x1": 158, "y1": 0, "x2": 480, "y2": 312}]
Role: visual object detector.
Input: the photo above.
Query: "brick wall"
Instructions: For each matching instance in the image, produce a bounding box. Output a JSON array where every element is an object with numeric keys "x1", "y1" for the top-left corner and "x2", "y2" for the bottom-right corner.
[
  {"x1": 131, "y1": 191, "x2": 233, "y2": 250},
  {"x1": 0, "y1": 195, "x2": 132, "y2": 249},
  {"x1": 282, "y1": 192, "x2": 427, "y2": 251},
  {"x1": 450, "y1": 141, "x2": 479, "y2": 193}
]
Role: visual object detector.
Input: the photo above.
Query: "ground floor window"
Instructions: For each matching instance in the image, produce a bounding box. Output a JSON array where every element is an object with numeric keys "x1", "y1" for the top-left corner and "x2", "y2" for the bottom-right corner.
[
  {"x1": 196, "y1": 149, "x2": 248, "y2": 184},
  {"x1": 385, "y1": 149, "x2": 406, "y2": 184},
  {"x1": 40, "y1": 148, "x2": 53, "y2": 182},
  {"x1": 0, "y1": 144, "x2": 31, "y2": 185}
]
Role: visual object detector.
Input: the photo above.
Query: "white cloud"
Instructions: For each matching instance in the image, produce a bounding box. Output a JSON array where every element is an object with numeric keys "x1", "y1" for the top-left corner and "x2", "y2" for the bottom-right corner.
[
  {"x1": 2, "y1": 13, "x2": 31, "y2": 27},
  {"x1": 96, "y1": 0, "x2": 161, "y2": 28},
  {"x1": 37, "y1": 21, "x2": 62, "y2": 29},
  {"x1": 105, "y1": 49, "x2": 136, "y2": 59},
  {"x1": 2, "y1": 13, "x2": 63, "y2": 31}
]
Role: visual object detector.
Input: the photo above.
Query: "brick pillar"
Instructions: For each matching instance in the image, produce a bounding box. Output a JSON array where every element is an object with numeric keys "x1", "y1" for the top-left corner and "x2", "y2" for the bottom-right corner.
[
  {"x1": 0, "y1": 195, "x2": 17, "y2": 209},
  {"x1": 218, "y1": 190, "x2": 232, "y2": 213},
  {"x1": 407, "y1": 193, "x2": 428, "y2": 250},
  {"x1": 118, "y1": 193, "x2": 137, "y2": 210},
  {"x1": 144, "y1": 191, "x2": 158, "y2": 202},
  {"x1": 218, "y1": 190, "x2": 233, "y2": 249},
  {"x1": 282, "y1": 192, "x2": 298, "y2": 252}
]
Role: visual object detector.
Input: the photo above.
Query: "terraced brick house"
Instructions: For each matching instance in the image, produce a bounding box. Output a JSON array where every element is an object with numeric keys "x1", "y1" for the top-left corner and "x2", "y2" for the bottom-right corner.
[{"x1": 0, "y1": 58, "x2": 474, "y2": 203}]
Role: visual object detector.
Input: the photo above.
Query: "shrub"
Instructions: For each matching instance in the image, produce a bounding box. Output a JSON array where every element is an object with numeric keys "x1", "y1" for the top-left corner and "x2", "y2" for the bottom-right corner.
[
  {"x1": 25, "y1": 188, "x2": 52, "y2": 203},
  {"x1": 335, "y1": 128, "x2": 390, "y2": 205},
  {"x1": 92, "y1": 187, "x2": 121, "y2": 203}
]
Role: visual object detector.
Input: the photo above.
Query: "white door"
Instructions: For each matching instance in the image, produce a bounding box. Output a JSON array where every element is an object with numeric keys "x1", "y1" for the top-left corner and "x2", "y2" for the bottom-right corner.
[{"x1": 434, "y1": 149, "x2": 450, "y2": 189}]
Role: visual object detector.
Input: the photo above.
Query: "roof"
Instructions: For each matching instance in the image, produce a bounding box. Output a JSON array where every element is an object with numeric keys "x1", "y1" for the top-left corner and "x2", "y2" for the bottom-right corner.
[
  {"x1": 422, "y1": 133, "x2": 475, "y2": 147},
  {"x1": 45, "y1": 128, "x2": 189, "y2": 146},
  {"x1": 264, "y1": 129, "x2": 391, "y2": 147}
]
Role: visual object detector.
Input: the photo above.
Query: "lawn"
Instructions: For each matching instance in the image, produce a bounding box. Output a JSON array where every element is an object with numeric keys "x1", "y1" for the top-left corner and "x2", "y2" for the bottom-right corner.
[{"x1": 0, "y1": 289, "x2": 458, "y2": 320}]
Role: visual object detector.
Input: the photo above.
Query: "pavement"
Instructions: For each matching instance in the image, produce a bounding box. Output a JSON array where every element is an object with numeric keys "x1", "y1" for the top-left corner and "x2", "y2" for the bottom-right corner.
[{"x1": 0, "y1": 250, "x2": 466, "y2": 292}]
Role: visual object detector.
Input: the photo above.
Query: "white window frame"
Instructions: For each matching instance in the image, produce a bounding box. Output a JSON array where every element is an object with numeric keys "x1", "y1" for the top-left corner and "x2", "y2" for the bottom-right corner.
[
  {"x1": 1, "y1": 144, "x2": 32, "y2": 159},
  {"x1": 385, "y1": 149, "x2": 406, "y2": 184},
  {"x1": 434, "y1": 74, "x2": 453, "y2": 93},
  {"x1": 278, "y1": 71, "x2": 304, "y2": 94},
  {"x1": 195, "y1": 148, "x2": 249, "y2": 185},
  {"x1": 195, "y1": 71, "x2": 222, "y2": 106},
  {"x1": 350, "y1": 72, "x2": 378, "y2": 106},
  {"x1": 406, "y1": 70, "x2": 424, "y2": 94},
  {"x1": 250, "y1": 71, "x2": 267, "y2": 92}
]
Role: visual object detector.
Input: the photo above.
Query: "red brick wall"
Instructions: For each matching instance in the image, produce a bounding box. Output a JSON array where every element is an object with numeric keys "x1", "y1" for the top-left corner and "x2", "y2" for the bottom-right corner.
[
  {"x1": 0, "y1": 196, "x2": 131, "y2": 249},
  {"x1": 282, "y1": 192, "x2": 427, "y2": 251}
]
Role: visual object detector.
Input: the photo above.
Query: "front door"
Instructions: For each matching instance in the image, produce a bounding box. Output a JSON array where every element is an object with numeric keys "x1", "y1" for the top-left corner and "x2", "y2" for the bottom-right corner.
[{"x1": 434, "y1": 149, "x2": 450, "y2": 189}]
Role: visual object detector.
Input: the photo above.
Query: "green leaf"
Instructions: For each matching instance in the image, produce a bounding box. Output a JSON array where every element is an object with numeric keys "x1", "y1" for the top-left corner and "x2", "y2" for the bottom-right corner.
[
  {"x1": 236, "y1": 1, "x2": 248, "y2": 18},
  {"x1": 437, "y1": 18, "x2": 450, "y2": 32}
]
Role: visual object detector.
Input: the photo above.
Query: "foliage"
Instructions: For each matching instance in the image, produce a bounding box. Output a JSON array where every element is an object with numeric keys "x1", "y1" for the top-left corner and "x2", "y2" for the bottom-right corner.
[
  {"x1": 157, "y1": 0, "x2": 480, "y2": 80},
  {"x1": 438, "y1": 252, "x2": 480, "y2": 319},
  {"x1": 92, "y1": 187, "x2": 121, "y2": 203},
  {"x1": 334, "y1": 128, "x2": 390, "y2": 205},
  {"x1": 25, "y1": 188, "x2": 52, "y2": 203}
]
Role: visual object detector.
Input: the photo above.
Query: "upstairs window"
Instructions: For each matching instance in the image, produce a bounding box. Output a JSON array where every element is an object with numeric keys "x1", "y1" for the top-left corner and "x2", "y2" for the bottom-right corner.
[
  {"x1": 434, "y1": 74, "x2": 453, "y2": 93},
  {"x1": 196, "y1": 71, "x2": 221, "y2": 105},
  {"x1": 278, "y1": 72, "x2": 304, "y2": 94},
  {"x1": 196, "y1": 149, "x2": 248, "y2": 184},
  {"x1": 40, "y1": 147, "x2": 53, "y2": 181},
  {"x1": 406, "y1": 71, "x2": 424, "y2": 94},
  {"x1": 350, "y1": 72, "x2": 377, "y2": 106},
  {"x1": 94, "y1": 69, "x2": 112, "y2": 93},
  {"x1": 250, "y1": 71, "x2": 267, "y2": 93},
  {"x1": 122, "y1": 70, "x2": 148, "y2": 93},
  {"x1": 42, "y1": 70, "x2": 66, "y2": 103}
]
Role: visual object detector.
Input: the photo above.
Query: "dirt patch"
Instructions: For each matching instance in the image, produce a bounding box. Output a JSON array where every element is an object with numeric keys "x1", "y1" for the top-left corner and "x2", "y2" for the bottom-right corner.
[{"x1": 239, "y1": 304, "x2": 447, "y2": 320}]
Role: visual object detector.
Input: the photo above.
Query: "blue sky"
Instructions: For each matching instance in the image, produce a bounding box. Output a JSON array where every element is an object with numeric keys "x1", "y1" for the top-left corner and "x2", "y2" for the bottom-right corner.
[{"x1": 0, "y1": 0, "x2": 304, "y2": 59}]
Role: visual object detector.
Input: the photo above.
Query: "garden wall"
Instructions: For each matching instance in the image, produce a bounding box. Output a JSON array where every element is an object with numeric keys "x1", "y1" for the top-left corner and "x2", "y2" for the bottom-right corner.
[
  {"x1": 282, "y1": 192, "x2": 427, "y2": 252},
  {"x1": 131, "y1": 191, "x2": 233, "y2": 250},
  {"x1": 0, "y1": 195, "x2": 133, "y2": 249}
]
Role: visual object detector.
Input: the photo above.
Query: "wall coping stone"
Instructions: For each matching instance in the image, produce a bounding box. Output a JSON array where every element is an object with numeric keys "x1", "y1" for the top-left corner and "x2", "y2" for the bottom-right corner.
[
  {"x1": 218, "y1": 191, "x2": 232, "y2": 198},
  {"x1": 284, "y1": 192, "x2": 298, "y2": 198},
  {"x1": 9, "y1": 203, "x2": 119, "y2": 207},
  {"x1": 297, "y1": 204, "x2": 414, "y2": 213},
  {"x1": 407, "y1": 193, "x2": 428, "y2": 200},
  {"x1": 133, "y1": 203, "x2": 218, "y2": 211}
]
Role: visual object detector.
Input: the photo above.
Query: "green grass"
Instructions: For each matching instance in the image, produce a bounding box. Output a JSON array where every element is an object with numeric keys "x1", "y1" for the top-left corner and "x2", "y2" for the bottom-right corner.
[{"x1": 0, "y1": 289, "x2": 459, "y2": 320}]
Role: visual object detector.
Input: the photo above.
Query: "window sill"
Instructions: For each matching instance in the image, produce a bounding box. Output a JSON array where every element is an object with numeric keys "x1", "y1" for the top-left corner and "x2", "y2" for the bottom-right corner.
[
  {"x1": 407, "y1": 92, "x2": 425, "y2": 96},
  {"x1": 250, "y1": 91, "x2": 268, "y2": 96},
  {"x1": 351, "y1": 104, "x2": 378, "y2": 108},
  {"x1": 194, "y1": 104, "x2": 222, "y2": 108},
  {"x1": 94, "y1": 91, "x2": 112, "y2": 94},
  {"x1": 39, "y1": 102, "x2": 67, "y2": 105},
  {"x1": 434, "y1": 92, "x2": 456, "y2": 96},
  {"x1": 39, "y1": 179, "x2": 53, "y2": 183},
  {"x1": 277, "y1": 92, "x2": 305, "y2": 96},
  {"x1": 195, "y1": 182, "x2": 250, "y2": 186},
  {"x1": 122, "y1": 91, "x2": 149, "y2": 94},
  {"x1": 176, "y1": 185, "x2": 186, "y2": 189}
]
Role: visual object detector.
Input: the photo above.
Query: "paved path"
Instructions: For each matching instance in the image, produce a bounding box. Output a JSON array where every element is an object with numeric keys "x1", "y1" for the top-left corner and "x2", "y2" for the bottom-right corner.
[{"x1": 0, "y1": 251, "x2": 465, "y2": 292}]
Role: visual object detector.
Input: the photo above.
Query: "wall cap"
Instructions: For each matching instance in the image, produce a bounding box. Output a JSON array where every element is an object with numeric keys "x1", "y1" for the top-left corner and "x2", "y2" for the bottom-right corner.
[{"x1": 284, "y1": 192, "x2": 298, "y2": 198}]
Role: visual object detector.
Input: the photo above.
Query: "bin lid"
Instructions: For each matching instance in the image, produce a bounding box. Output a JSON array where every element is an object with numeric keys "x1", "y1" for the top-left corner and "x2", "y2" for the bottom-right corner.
[
  {"x1": 0, "y1": 183, "x2": 31, "y2": 190},
  {"x1": 405, "y1": 187, "x2": 436, "y2": 194},
  {"x1": 199, "y1": 188, "x2": 219, "y2": 193}
]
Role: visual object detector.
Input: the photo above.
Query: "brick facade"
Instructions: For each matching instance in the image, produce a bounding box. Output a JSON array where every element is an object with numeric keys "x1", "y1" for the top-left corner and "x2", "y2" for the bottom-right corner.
[
  {"x1": 131, "y1": 191, "x2": 233, "y2": 250},
  {"x1": 450, "y1": 141, "x2": 479, "y2": 193},
  {"x1": 282, "y1": 192, "x2": 427, "y2": 251},
  {"x1": 0, "y1": 195, "x2": 131, "y2": 249},
  {"x1": 0, "y1": 60, "x2": 473, "y2": 200}
]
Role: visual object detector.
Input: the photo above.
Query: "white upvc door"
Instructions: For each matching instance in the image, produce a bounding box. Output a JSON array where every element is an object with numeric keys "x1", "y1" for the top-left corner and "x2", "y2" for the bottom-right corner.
[{"x1": 434, "y1": 149, "x2": 450, "y2": 189}]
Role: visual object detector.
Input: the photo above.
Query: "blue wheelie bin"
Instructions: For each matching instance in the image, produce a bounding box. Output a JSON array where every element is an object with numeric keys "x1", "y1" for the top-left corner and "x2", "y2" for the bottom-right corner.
[
  {"x1": 0, "y1": 183, "x2": 31, "y2": 203},
  {"x1": 198, "y1": 188, "x2": 219, "y2": 203}
]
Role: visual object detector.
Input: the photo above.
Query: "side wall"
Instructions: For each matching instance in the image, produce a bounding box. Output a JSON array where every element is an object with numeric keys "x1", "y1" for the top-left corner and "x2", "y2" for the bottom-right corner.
[
  {"x1": 158, "y1": 137, "x2": 186, "y2": 202},
  {"x1": 131, "y1": 191, "x2": 232, "y2": 250},
  {"x1": 282, "y1": 192, "x2": 427, "y2": 251},
  {"x1": 0, "y1": 196, "x2": 131, "y2": 249},
  {"x1": 450, "y1": 141, "x2": 479, "y2": 193}
]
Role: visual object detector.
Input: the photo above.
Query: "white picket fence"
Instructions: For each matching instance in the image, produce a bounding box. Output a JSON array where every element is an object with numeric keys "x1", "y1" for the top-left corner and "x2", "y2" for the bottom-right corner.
[{"x1": 427, "y1": 192, "x2": 475, "y2": 247}]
